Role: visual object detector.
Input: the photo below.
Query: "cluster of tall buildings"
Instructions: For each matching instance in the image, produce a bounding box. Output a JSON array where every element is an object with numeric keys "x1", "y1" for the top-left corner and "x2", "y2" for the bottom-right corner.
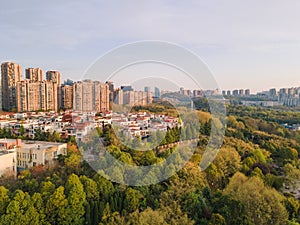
[
  {"x1": 179, "y1": 88, "x2": 221, "y2": 97},
  {"x1": 1, "y1": 62, "x2": 61, "y2": 112},
  {"x1": 222, "y1": 87, "x2": 300, "y2": 107},
  {"x1": 112, "y1": 85, "x2": 153, "y2": 106},
  {"x1": 73, "y1": 80, "x2": 110, "y2": 112},
  {"x1": 0, "y1": 62, "x2": 154, "y2": 113},
  {"x1": 261, "y1": 87, "x2": 300, "y2": 106},
  {"x1": 222, "y1": 89, "x2": 251, "y2": 96},
  {"x1": 0, "y1": 62, "x2": 111, "y2": 112}
]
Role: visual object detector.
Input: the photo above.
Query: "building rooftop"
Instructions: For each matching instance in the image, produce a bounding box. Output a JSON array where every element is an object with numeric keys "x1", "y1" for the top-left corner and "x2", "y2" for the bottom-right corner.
[
  {"x1": 0, "y1": 139, "x2": 65, "y2": 151},
  {"x1": 0, "y1": 150, "x2": 16, "y2": 156},
  {"x1": 21, "y1": 141, "x2": 65, "y2": 151},
  {"x1": 0, "y1": 138, "x2": 18, "y2": 144}
]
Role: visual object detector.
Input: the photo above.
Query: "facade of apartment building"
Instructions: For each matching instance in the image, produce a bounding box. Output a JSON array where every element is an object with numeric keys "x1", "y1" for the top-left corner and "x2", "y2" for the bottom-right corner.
[
  {"x1": 1, "y1": 62, "x2": 22, "y2": 111},
  {"x1": 73, "y1": 80, "x2": 110, "y2": 112}
]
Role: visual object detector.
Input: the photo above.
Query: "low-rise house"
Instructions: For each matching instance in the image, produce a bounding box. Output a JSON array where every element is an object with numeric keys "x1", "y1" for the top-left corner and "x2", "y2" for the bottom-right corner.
[
  {"x1": 0, "y1": 150, "x2": 17, "y2": 177},
  {"x1": 0, "y1": 139, "x2": 21, "y2": 177},
  {"x1": 17, "y1": 141, "x2": 67, "y2": 170}
]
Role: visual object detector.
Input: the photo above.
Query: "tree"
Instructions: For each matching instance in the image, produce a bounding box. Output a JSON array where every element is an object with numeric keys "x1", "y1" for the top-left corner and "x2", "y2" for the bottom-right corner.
[
  {"x1": 93, "y1": 174, "x2": 114, "y2": 202},
  {"x1": 65, "y1": 174, "x2": 86, "y2": 225},
  {"x1": 0, "y1": 186, "x2": 10, "y2": 215},
  {"x1": 46, "y1": 186, "x2": 69, "y2": 225},
  {"x1": 185, "y1": 124, "x2": 193, "y2": 140},
  {"x1": 225, "y1": 172, "x2": 289, "y2": 225},
  {"x1": 80, "y1": 176, "x2": 99, "y2": 201},
  {"x1": 208, "y1": 213, "x2": 226, "y2": 225},
  {"x1": 124, "y1": 188, "x2": 142, "y2": 213},
  {"x1": 32, "y1": 193, "x2": 49, "y2": 225},
  {"x1": 34, "y1": 128, "x2": 43, "y2": 140},
  {"x1": 19, "y1": 125, "x2": 25, "y2": 138},
  {"x1": 137, "y1": 208, "x2": 167, "y2": 225},
  {"x1": 1, "y1": 200, "x2": 23, "y2": 224},
  {"x1": 205, "y1": 163, "x2": 225, "y2": 190},
  {"x1": 64, "y1": 152, "x2": 81, "y2": 172},
  {"x1": 40, "y1": 181, "x2": 56, "y2": 201},
  {"x1": 1, "y1": 190, "x2": 41, "y2": 225}
]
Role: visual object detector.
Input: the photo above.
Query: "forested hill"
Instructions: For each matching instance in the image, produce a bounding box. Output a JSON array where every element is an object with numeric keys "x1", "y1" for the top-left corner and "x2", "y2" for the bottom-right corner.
[{"x1": 0, "y1": 105, "x2": 300, "y2": 225}]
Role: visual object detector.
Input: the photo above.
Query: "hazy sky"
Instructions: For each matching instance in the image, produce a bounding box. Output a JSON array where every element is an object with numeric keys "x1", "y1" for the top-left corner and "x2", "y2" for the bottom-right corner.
[{"x1": 0, "y1": 0, "x2": 300, "y2": 93}]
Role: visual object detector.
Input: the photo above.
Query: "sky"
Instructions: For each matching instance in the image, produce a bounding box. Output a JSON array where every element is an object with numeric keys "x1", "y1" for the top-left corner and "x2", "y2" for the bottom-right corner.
[{"x1": 0, "y1": 0, "x2": 300, "y2": 93}]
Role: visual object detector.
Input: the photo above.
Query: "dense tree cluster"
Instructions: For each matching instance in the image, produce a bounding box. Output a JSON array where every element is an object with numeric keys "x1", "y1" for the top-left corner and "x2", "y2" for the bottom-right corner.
[
  {"x1": 0, "y1": 126, "x2": 64, "y2": 143},
  {"x1": 0, "y1": 105, "x2": 300, "y2": 224}
]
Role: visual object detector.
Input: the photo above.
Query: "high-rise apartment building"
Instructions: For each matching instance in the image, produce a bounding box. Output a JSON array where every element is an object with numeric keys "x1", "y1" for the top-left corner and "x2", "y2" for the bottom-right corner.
[
  {"x1": 269, "y1": 88, "x2": 277, "y2": 96},
  {"x1": 1, "y1": 62, "x2": 22, "y2": 111},
  {"x1": 17, "y1": 80, "x2": 41, "y2": 112},
  {"x1": 245, "y1": 89, "x2": 251, "y2": 96},
  {"x1": 144, "y1": 86, "x2": 151, "y2": 93},
  {"x1": 39, "y1": 80, "x2": 58, "y2": 111},
  {"x1": 46, "y1": 71, "x2": 61, "y2": 86},
  {"x1": 15, "y1": 69, "x2": 60, "y2": 112},
  {"x1": 154, "y1": 87, "x2": 161, "y2": 98},
  {"x1": 73, "y1": 80, "x2": 109, "y2": 112},
  {"x1": 106, "y1": 81, "x2": 114, "y2": 102},
  {"x1": 61, "y1": 84, "x2": 73, "y2": 110},
  {"x1": 27, "y1": 82, "x2": 40, "y2": 111},
  {"x1": 46, "y1": 71, "x2": 61, "y2": 109},
  {"x1": 25, "y1": 68, "x2": 43, "y2": 82},
  {"x1": 121, "y1": 85, "x2": 133, "y2": 92},
  {"x1": 123, "y1": 90, "x2": 152, "y2": 106},
  {"x1": 0, "y1": 81, "x2": 2, "y2": 111},
  {"x1": 94, "y1": 81, "x2": 110, "y2": 112},
  {"x1": 113, "y1": 88, "x2": 123, "y2": 105},
  {"x1": 16, "y1": 80, "x2": 28, "y2": 112},
  {"x1": 232, "y1": 90, "x2": 239, "y2": 96}
]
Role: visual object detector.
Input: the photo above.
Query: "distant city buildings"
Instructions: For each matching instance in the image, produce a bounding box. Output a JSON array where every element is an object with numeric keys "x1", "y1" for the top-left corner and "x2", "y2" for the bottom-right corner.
[
  {"x1": 0, "y1": 63, "x2": 62, "y2": 112},
  {"x1": 2, "y1": 62, "x2": 300, "y2": 112},
  {"x1": 223, "y1": 89, "x2": 251, "y2": 97},
  {"x1": 121, "y1": 85, "x2": 133, "y2": 92},
  {"x1": 278, "y1": 87, "x2": 300, "y2": 106},
  {"x1": 144, "y1": 86, "x2": 151, "y2": 93},
  {"x1": 112, "y1": 88, "x2": 124, "y2": 105},
  {"x1": 154, "y1": 87, "x2": 161, "y2": 98},
  {"x1": 222, "y1": 87, "x2": 300, "y2": 107},
  {"x1": 122, "y1": 90, "x2": 152, "y2": 106},
  {"x1": 245, "y1": 89, "x2": 250, "y2": 96},
  {"x1": 0, "y1": 62, "x2": 112, "y2": 113},
  {"x1": 177, "y1": 88, "x2": 218, "y2": 97},
  {"x1": 106, "y1": 81, "x2": 114, "y2": 102}
]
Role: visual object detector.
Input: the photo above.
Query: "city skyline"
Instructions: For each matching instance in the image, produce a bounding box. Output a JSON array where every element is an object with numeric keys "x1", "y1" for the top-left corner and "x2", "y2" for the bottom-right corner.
[
  {"x1": 0, "y1": 1, "x2": 300, "y2": 93},
  {"x1": 2, "y1": 60, "x2": 300, "y2": 95}
]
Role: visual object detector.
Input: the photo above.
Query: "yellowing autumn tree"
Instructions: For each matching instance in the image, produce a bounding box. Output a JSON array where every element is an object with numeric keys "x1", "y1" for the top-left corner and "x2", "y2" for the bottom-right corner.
[{"x1": 225, "y1": 172, "x2": 288, "y2": 225}]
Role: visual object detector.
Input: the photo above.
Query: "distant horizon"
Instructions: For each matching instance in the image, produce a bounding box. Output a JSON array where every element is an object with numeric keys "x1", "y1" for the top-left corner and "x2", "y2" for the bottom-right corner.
[{"x1": 0, "y1": 60, "x2": 299, "y2": 95}]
